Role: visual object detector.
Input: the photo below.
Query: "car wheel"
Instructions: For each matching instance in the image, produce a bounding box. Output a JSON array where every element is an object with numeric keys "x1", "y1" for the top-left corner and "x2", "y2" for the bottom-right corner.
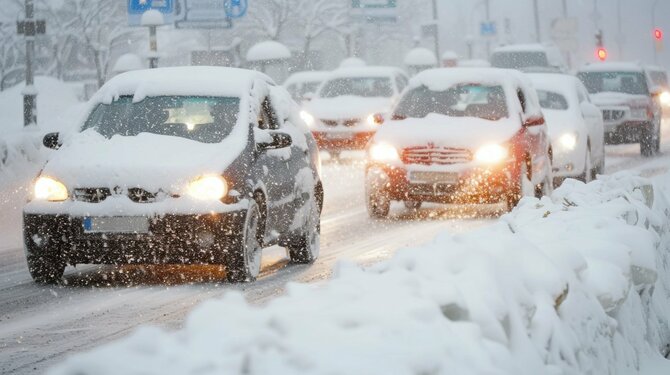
[
  {"x1": 641, "y1": 122, "x2": 659, "y2": 157},
  {"x1": 580, "y1": 148, "x2": 593, "y2": 183},
  {"x1": 287, "y1": 197, "x2": 320, "y2": 264},
  {"x1": 225, "y1": 200, "x2": 263, "y2": 283},
  {"x1": 367, "y1": 189, "x2": 390, "y2": 219},
  {"x1": 506, "y1": 158, "x2": 534, "y2": 211},
  {"x1": 27, "y1": 254, "x2": 65, "y2": 284},
  {"x1": 404, "y1": 200, "x2": 422, "y2": 210}
]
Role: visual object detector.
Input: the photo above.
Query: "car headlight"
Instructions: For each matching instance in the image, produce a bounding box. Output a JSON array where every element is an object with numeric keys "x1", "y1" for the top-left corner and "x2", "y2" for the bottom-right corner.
[
  {"x1": 300, "y1": 111, "x2": 315, "y2": 127},
  {"x1": 558, "y1": 133, "x2": 578, "y2": 150},
  {"x1": 660, "y1": 91, "x2": 670, "y2": 106},
  {"x1": 369, "y1": 143, "x2": 399, "y2": 162},
  {"x1": 187, "y1": 175, "x2": 228, "y2": 200},
  {"x1": 34, "y1": 176, "x2": 68, "y2": 202},
  {"x1": 474, "y1": 144, "x2": 508, "y2": 164}
]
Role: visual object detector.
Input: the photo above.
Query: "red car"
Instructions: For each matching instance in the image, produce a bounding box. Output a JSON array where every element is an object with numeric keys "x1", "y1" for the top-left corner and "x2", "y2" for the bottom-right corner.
[{"x1": 365, "y1": 68, "x2": 553, "y2": 217}]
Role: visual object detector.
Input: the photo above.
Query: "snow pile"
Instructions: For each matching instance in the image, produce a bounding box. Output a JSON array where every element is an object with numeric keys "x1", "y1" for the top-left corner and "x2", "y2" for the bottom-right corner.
[
  {"x1": 404, "y1": 47, "x2": 438, "y2": 67},
  {"x1": 246, "y1": 41, "x2": 292, "y2": 62},
  {"x1": 48, "y1": 173, "x2": 670, "y2": 374}
]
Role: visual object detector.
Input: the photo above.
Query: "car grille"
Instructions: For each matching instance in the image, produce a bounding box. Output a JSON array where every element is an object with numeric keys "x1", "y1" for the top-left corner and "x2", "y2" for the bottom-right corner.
[
  {"x1": 402, "y1": 146, "x2": 473, "y2": 166},
  {"x1": 602, "y1": 109, "x2": 625, "y2": 121},
  {"x1": 73, "y1": 187, "x2": 159, "y2": 203},
  {"x1": 321, "y1": 119, "x2": 360, "y2": 127}
]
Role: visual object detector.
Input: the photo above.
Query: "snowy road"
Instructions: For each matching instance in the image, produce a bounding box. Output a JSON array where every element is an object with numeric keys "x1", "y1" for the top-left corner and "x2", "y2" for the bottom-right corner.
[{"x1": 1, "y1": 122, "x2": 670, "y2": 374}]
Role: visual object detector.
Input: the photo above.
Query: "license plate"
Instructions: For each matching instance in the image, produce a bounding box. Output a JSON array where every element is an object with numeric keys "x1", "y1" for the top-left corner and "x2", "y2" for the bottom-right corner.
[
  {"x1": 326, "y1": 132, "x2": 351, "y2": 140},
  {"x1": 409, "y1": 171, "x2": 459, "y2": 184},
  {"x1": 83, "y1": 217, "x2": 150, "y2": 234}
]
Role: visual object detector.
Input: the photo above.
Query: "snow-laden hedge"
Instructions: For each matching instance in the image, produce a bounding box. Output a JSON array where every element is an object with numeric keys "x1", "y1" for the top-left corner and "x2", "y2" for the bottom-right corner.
[
  {"x1": 49, "y1": 173, "x2": 670, "y2": 374},
  {"x1": 0, "y1": 130, "x2": 45, "y2": 188}
]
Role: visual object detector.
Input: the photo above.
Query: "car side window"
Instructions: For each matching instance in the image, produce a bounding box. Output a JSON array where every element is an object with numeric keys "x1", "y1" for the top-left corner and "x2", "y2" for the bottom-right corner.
[
  {"x1": 517, "y1": 88, "x2": 527, "y2": 113},
  {"x1": 395, "y1": 75, "x2": 408, "y2": 92},
  {"x1": 576, "y1": 83, "x2": 589, "y2": 103},
  {"x1": 258, "y1": 97, "x2": 281, "y2": 130}
]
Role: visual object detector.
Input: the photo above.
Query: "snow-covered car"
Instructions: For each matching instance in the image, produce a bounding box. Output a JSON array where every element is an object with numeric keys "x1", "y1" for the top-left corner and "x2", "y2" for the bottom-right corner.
[
  {"x1": 283, "y1": 70, "x2": 330, "y2": 103},
  {"x1": 301, "y1": 67, "x2": 409, "y2": 158},
  {"x1": 365, "y1": 68, "x2": 553, "y2": 217},
  {"x1": 490, "y1": 44, "x2": 567, "y2": 72},
  {"x1": 23, "y1": 67, "x2": 323, "y2": 284},
  {"x1": 528, "y1": 73, "x2": 605, "y2": 184},
  {"x1": 577, "y1": 62, "x2": 662, "y2": 157},
  {"x1": 646, "y1": 65, "x2": 670, "y2": 113}
]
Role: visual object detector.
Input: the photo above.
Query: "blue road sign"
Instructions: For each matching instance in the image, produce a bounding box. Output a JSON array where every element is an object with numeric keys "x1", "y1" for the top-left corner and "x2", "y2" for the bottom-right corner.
[
  {"x1": 225, "y1": 0, "x2": 248, "y2": 19},
  {"x1": 480, "y1": 21, "x2": 497, "y2": 37},
  {"x1": 128, "y1": 0, "x2": 175, "y2": 26}
]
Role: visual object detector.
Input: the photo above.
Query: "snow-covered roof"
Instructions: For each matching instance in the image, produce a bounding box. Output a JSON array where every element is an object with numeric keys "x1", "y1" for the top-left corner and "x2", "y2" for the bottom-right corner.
[
  {"x1": 404, "y1": 47, "x2": 438, "y2": 67},
  {"x1": 328, "y1": 66, "x2": 403, "y2": 79},
  {"x1": 578, "y1": 62, "x2": 645, "y2": 73},
  {"x1": 645, "y1": 65, "x2": 667, "y2": 73},
  {"x1": 441, "y1": 50, "x2": 459, "y2": 60},
  {"x1": 527, "y1": 73, "x2": 580, "y2": 104},
  {"x1": 246, "y1": 41, "x2": 291, "y2": 62},
  {"x1": 410, "y1": 68, "x2": 519, "y2": 91},
  {"x1": 458, "y1": 59, "x2": 491, "y2": 68},
  {"x1": 140, "y1": 9, "x2": 165, "y2": 26},
  {"x1": 95, "y1": 67, "x2": 273, "y2": 103},
  {"x1": 493, "y1": 43, "x2": 548, "y2": 53},
  {"x1": 283, "y1": 71, "x2": 330, "y2": 87},
  {"x1": 112, "y1": 54, "x2": 144, "y2": 74},
  {"x1": 339, "y1": 57, "x2": 366, "y2": 69}
]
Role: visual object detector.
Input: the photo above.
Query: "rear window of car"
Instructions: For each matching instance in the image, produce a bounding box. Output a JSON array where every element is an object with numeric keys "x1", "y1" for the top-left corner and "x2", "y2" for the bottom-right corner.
[
  {"x1": 394, "y1": 84, "x2": 509, "y2": 121},
  {"x1": 649, "y1": 71, "x2": 668, "y2": 87},
  {"x1": 537, "y1": 90, "x2": 569, "y2": 110},
  {"x1": 83, "y1": 96, "x2": 241, "y2": 144},
  {"x1": 319, "y1": 77, "x2": 393, "y2": 98},
  {"x1": 577, "y1": 71, "x2": 649, "y2": 96},
  {"x1": 491, "y1": 51, "x2": 549, "y2": 70}
]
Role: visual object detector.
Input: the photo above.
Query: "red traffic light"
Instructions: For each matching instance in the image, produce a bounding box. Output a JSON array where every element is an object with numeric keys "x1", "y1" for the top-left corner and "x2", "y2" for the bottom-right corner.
[
  {"x1": 597, "y1": 47, "x2": 608, "y2": 61},
  {"x1": 654, "y1": 28, "x2": 663, "y2": 41}
]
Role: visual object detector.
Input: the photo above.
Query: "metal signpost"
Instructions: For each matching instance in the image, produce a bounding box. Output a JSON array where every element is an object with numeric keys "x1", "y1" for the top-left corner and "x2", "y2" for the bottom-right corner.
[
  {"x1": 128, "y1": 0, "x2": 175, "y2": 26},
  {"x1": 18, "y1": 0, "x2": 45, "y2": 127}
]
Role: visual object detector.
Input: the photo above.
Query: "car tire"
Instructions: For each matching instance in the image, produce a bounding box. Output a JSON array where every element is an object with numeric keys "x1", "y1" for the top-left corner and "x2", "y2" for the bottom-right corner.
[
  {"x1": 506, "y1": 158, "x2": 534, "y2": 211},
  {"x1": 367, "y1": 189, "x2": 390, "y2": 219},
  {"x1": 27, "y1": 254, "x2": 65, "y2": 284},
  {"x1": 287, "y1": 197, "x2": 320, "y2": 264},
  {"x1": 404, "y1": 200, "x2": 422, "y2": 210},
  {"x1": 225, "y1": 200, "x2": 263, "y2": 283},
  {"x1": 580, "y1": 148, "x2": 593, "y2": 183}
]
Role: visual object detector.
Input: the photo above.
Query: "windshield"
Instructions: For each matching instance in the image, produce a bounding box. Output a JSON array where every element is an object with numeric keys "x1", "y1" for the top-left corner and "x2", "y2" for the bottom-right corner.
[
  {"x1": 83, "y1": 96, "x2": 240, "y2": 143},
  {"x1": 577, "y1": 71, "x2": 649, "y2": 95},
  {"x1": 287, "y1": 81, "x2": 321, "y2": 100},
  {"x1": 394, "y1": 84, "x2": 508, "y2": 121},
  {"x1": 491, "y1": 51, "x2": 549, "y2": 69},
  {"x1": 537, "y1": 90, "x2": 569, "y2": 110},
  {"x1": 649, "y1": 71, "x2": 668, "y2": 88},
  {"x1": 319, "y1": 77, "x2": 393, "y2": 98}
]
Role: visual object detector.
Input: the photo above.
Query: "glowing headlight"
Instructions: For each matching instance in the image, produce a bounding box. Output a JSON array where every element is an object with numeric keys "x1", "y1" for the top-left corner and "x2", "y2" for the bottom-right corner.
[
  {"x1": 34, "y1": 177, "x2": 68, "y2": 202},
  {"x1": 300, "y1": 111, "x2": 315, "y2": 127},
  {"x1": 558, "y1": 133, "x2": 578, "y2": 150},
  {"x1": 660, "y1": 91, "x2": 670, "y2": 106},
  {"x1": 369, "y1": 143, "x2": 399, "y2": 162},
  {"x1": 475, "y1": 144, "x2": 508, "y2": 164},
  {"x1": 187, "y1": 176, "x2": 227, "y2": 200}
]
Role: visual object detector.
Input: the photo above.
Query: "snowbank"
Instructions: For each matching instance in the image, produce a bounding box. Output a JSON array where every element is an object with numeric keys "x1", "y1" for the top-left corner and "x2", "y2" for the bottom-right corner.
[{"x1": 48, "y1": 173, "x2": 670, "y2": 374}]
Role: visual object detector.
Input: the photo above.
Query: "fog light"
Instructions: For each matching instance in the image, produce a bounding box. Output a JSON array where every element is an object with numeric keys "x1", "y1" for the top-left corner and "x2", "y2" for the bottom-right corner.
[{"x1": 196, "y1": 231, "x2": 216, "y2": 248}]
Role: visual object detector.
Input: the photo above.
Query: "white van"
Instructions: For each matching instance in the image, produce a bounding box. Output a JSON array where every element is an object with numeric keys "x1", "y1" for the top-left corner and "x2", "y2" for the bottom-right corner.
[{"x1": 490, "y1": 44, "x2": 567, "y2": 72}]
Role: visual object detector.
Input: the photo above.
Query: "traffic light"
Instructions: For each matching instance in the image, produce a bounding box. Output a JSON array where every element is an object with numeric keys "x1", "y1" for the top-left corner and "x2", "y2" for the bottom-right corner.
[
  {"x1": 595, "y1": 30, "x2": 604, "y2": 47},
  {"x1": 597, "y1": 47, "x2": 608, "y2": 61},
  {"x1": 655, "y1": 28, "x2": 663, "y2": 41}
]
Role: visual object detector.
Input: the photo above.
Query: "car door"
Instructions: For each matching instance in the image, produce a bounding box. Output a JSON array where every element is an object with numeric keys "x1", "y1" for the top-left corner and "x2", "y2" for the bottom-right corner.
[{"x1": 517, "y1": 86, "x2": 550, "y2": 185}]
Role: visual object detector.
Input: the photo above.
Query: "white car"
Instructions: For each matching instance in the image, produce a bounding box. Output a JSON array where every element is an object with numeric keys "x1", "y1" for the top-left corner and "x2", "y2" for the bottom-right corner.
[
  {"x1": 491, "y1": 44, "x2": 567, "y2": 72},
  {"x1": 283, "y1": 71, "x2": 330, "y2": 103},
  {"x1": 301, "y1": 67, "x2": 409, "y2": 158},
  {"x1": 529, "y1": 73, "x2": 605, "y2": 184}
]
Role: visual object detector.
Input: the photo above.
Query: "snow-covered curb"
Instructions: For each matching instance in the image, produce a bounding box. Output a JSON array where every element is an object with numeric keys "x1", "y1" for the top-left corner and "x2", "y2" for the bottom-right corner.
[{"x1": 49, "y1": 173, "x2": 670, "y2": 374}]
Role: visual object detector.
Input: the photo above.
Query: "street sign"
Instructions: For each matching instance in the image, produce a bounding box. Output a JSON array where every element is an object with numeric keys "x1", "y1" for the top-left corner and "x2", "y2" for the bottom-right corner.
[
  {"x1": 128, "y1": 0, "x2": 175, "y2": 26},
  {"x1": 352, "y1": 0, "x2": 396, "y2": 8},
  {"x1": 175, "y1": 0, "x2": 235, "y2": 29},
  {"x1": 351, "y1": 0, "x2": 397, "y2": 23},
  {"x1": 480, "y1": 22, "x2": 497, "y2": 37},
  {"x1": 225, "y1": 0, "x2": 248, "y2": 19}
]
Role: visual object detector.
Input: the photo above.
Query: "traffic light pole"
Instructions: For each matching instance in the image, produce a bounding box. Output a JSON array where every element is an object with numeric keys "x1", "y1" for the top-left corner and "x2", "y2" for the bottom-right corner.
[
  {"x1": 652, "y1": 0, "x2": 660, "y2": 64},
  {"x1": 23, "y1": 0, "x2": 36, "y2": 127}
]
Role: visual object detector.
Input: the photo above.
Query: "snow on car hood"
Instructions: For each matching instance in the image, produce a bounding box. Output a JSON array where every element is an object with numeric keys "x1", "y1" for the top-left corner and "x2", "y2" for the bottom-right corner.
[
  {"x1": 42, "y1": 129, "x2": 245, "y2": 193},
  {"x1": 305, "y1": 96, "x2": 392, "y2": 120},
  {"x1": 542, "y1": 109, "x2": 583, "y2": 141},
  {"x1": 590, "y1": 92, "x2": 649, "y2": 107},
  {"x1": 372, "y1": 113, "x2": 520, "y2": 150}
]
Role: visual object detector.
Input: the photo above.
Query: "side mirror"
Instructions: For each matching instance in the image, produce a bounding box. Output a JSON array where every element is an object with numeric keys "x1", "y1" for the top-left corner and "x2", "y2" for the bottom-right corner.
[
  {"x1": 258, "y1": 132, "x2": 292, "y2": 151},
  {"x1": 523, "y1": 116, "x2": 545, "y2": 127},
  {"x1": 43, "y1": 132, "x2": 61, "y2": 150},
  {"x1": 372, "y1": 113, "x2": 385, "y2": 125},
  {"x1": 651, "y1": 86, "x2": 664, "y2": 98}
]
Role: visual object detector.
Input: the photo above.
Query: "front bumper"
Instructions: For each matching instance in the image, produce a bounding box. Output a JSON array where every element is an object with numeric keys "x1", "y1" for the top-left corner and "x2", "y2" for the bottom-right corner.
[
  {"x1": 603, "y1": 120, "x2": 650, "y2": 144},
  {"x1": 312, "y1": 131, "x2": 375, "y2": 151},
  {"x1": 366, "y1": 162, "x2": 515, "y2": 204},
  {"x1": 23, "y1": 210, "x2": 247, "y2": 265}
]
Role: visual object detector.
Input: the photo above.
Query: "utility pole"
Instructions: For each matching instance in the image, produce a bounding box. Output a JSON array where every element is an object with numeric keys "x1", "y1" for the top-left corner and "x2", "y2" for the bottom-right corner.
[
  {"x1": 431, "y1": 0, "x2": 440, "y2": 60},
  {"x1": 18, "y1": 0, "x2": 44, "y2": 127},
  {"x1": 533, "y1": 0, "x2": 541, "y2": 43},
  {"x1": 485, "y1": 0, "x2": 491, "y2": 57},
  {"x1": 562, "y1": 0, "x2": 568, "y2": 17},
  {"x1": 617, "y1": 0, "x2": 623, "y2": 59},
  {"x1": 652, "y1": 0, "x2": 660, "y2": 64}
]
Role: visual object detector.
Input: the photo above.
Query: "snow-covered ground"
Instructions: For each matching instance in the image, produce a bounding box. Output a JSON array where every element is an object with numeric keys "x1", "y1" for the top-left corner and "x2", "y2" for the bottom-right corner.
[{"x1": 2, "y1": 82, "x2": 670, "y2": 373}]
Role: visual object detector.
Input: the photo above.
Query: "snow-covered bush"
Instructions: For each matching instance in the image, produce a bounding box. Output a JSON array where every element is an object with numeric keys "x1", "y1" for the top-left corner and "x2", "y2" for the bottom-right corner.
[{"x1": 49, "y1": 172, "x2": 670, "y2": 374}]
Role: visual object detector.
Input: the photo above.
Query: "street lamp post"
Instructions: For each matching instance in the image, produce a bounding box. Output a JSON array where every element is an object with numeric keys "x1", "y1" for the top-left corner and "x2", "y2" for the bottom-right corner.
[
  {"x1": 652, "y1": 0, "x2": 660, "y2": 64},
  {"x1": 431, "y1": 0, "x2": 440, "y2": 60},
  {"x1": 141, "y1": 10, "x2": 165, "y2": 69},
  {"x1": 533, "y1": 0, "x2": 541, "y2": 43}
]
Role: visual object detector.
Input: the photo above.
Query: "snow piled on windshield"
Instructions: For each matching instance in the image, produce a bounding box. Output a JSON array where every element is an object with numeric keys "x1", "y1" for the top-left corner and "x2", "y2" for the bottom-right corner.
[{"x1": 48, "y1": 172, "x2": 670, "y2": 374}]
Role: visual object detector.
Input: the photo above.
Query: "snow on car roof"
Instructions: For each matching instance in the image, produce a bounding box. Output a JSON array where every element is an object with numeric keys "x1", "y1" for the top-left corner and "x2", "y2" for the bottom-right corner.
[
  {"x1": 327, "y1": 66, "x2": 403, "y2": 79},
  {"x1": 283, "y1": 71, "x2": 331, "y2": 86},
  {"x1": 246, "y1": 40, "x2": 292, "y2": 62},
  {"x1": 578, "y1": 62, "x2": 645, "y2": 73},
  {"x1": 527, "y1": 73, "x2": 579, "y2": 92},
  {"x1": 95, "y1": 67, "x2": 273, "y2": 103},
  {"x1": 410, "y1": 67, "x2": 522, "y2": 91},
  {"x1": 493, "y1": 43, "x2": 548, "y2": 53}
]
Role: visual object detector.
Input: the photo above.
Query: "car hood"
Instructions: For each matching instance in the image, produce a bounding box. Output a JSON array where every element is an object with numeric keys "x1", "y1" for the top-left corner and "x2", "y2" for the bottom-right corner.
[
  {"x1": 372, "y1": 113, "x2": 521, "y2": 150},
  {"x1": 542, "y1": 109, "x2": 584, "y2": 140},
  {"x1": 42, "y1": 130, "x2": 244, "y2": 193},
  {"x1": 590, "y1": 92, "x2": 649, "y2": 107},
  {"x1": 305, "y1": 96, "x2": 393, "y2": 120}
]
